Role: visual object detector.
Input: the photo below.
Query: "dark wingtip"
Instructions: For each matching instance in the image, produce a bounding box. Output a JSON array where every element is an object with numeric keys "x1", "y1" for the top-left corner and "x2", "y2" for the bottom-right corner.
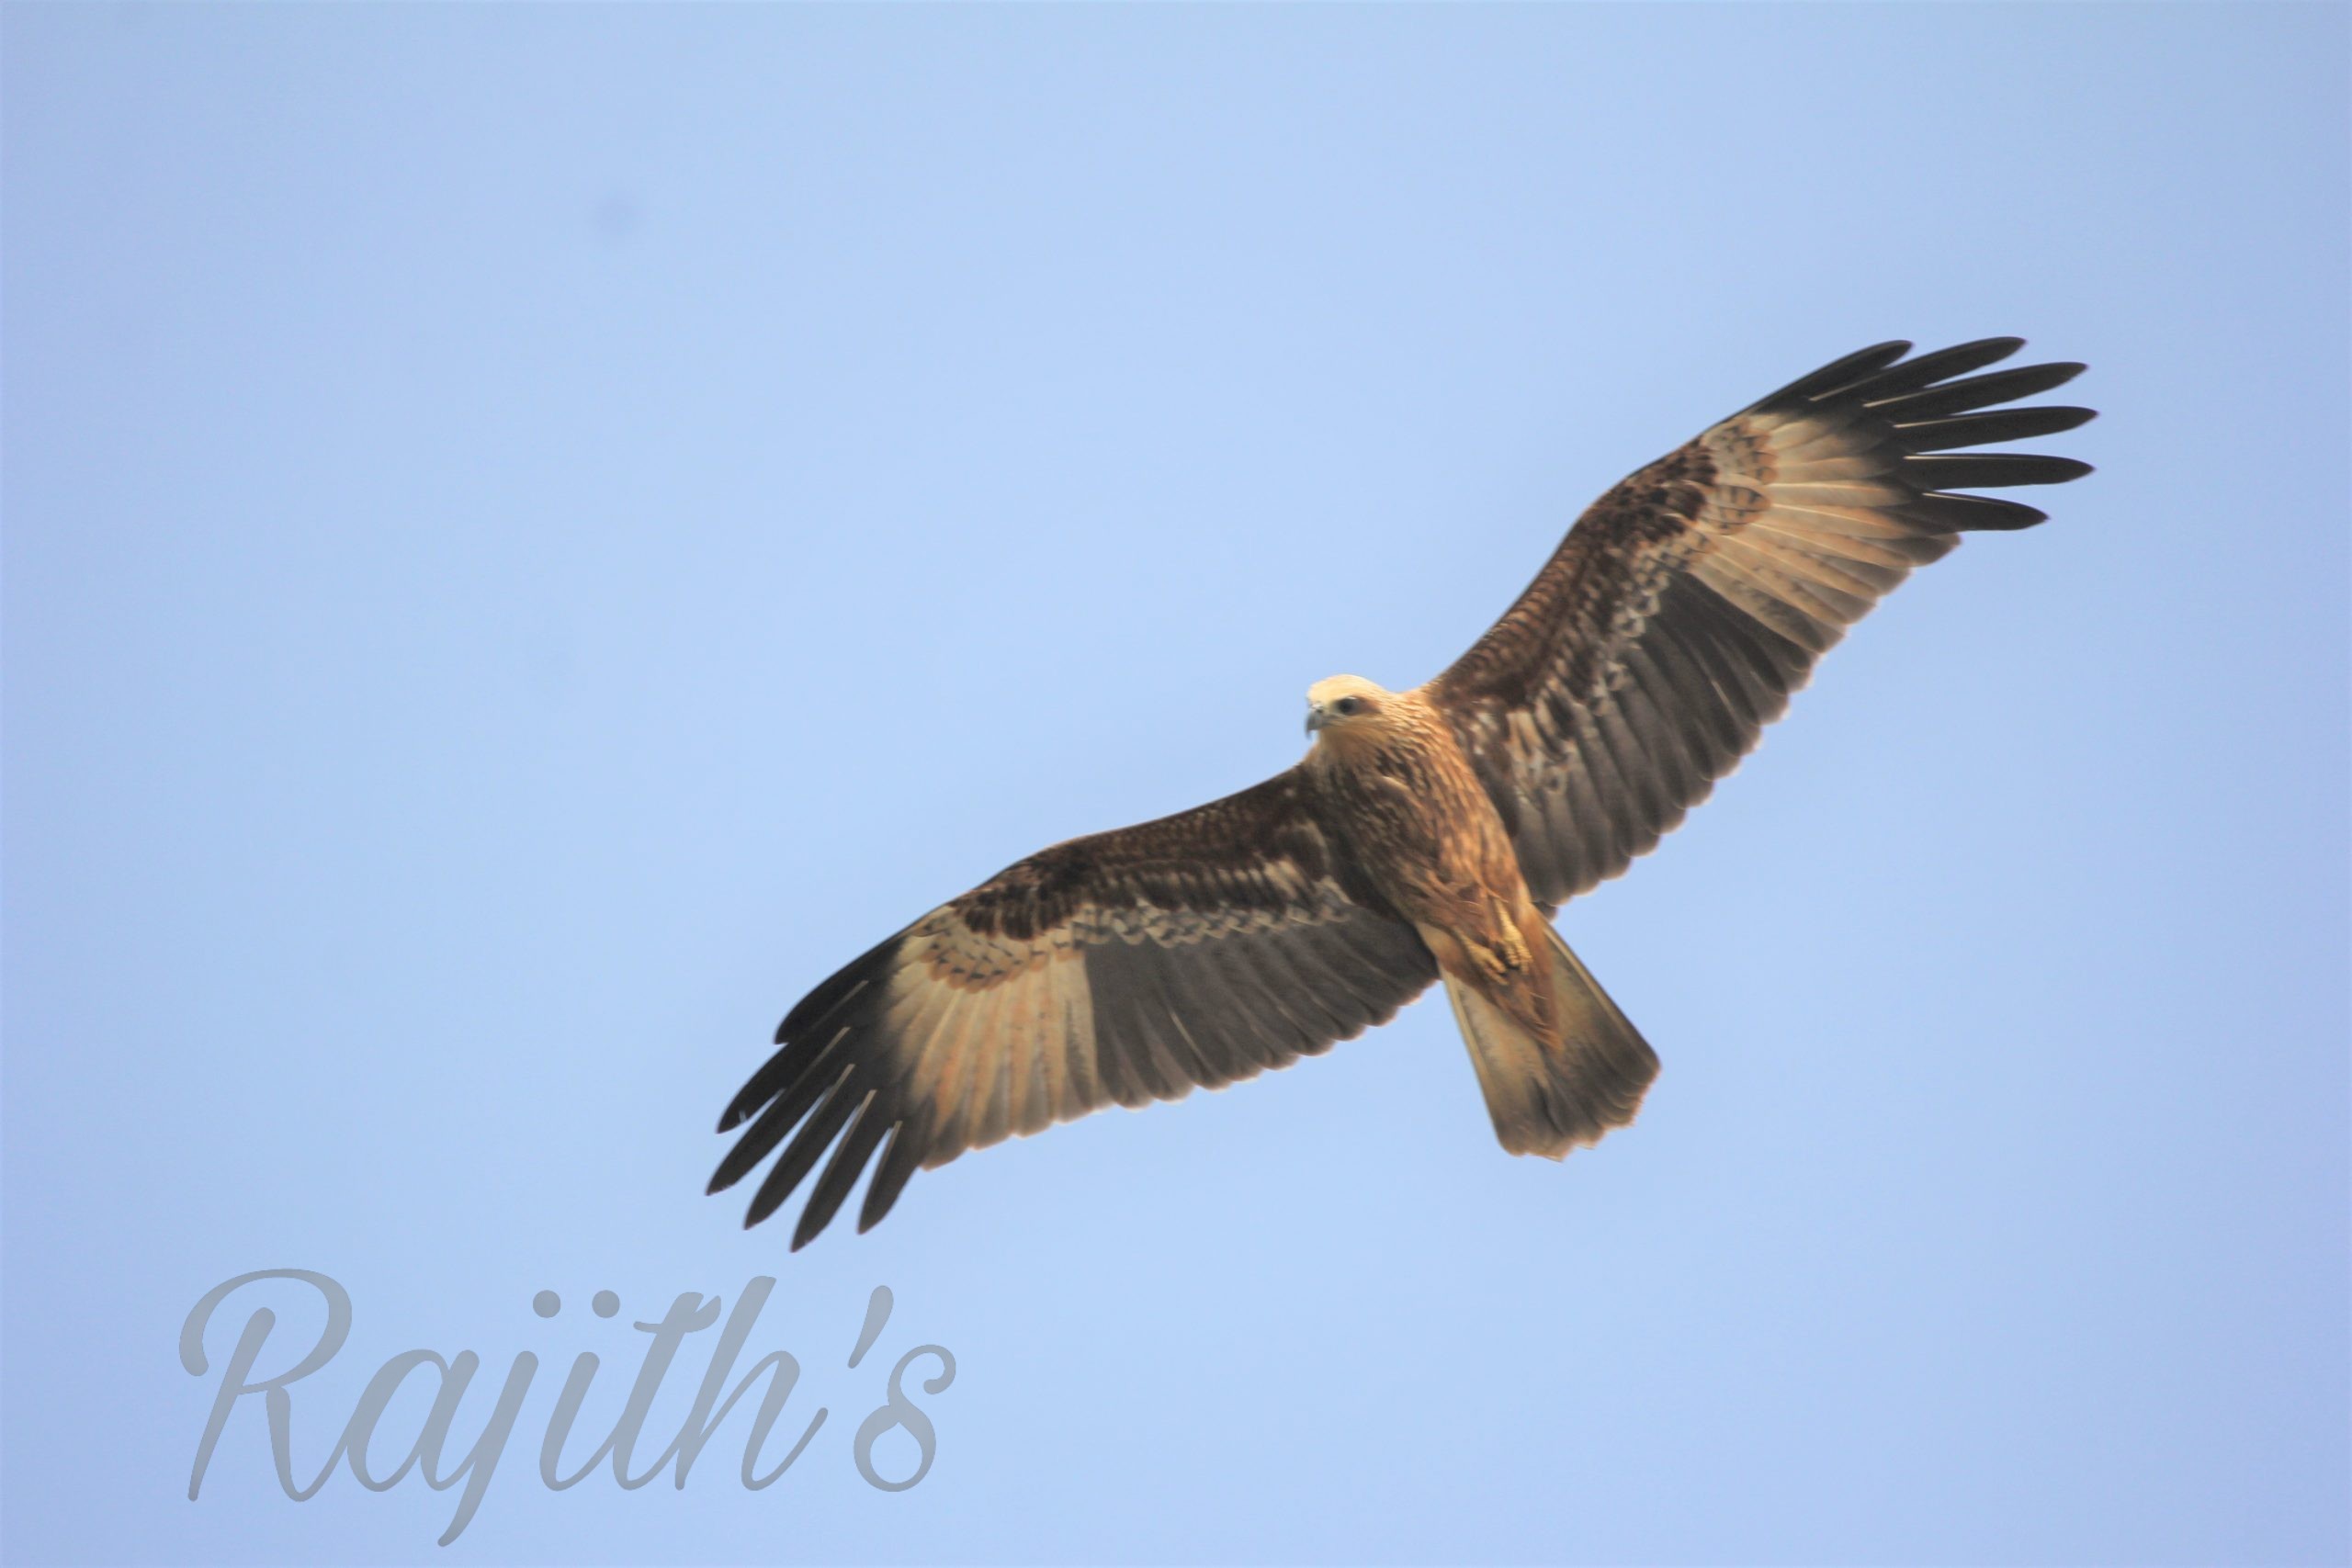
[
  {"x1": 1754, "y1": 340, "x2": 1913, "y2": 409},
  {"x1": 2013, "y1": 453, "x2": 2107, "y2": 484},
  {"x1": 1885, "y1": 360, "x2": 2090, "y2": 421},
  {"x1": 1903, "y1": 452, "x2": 2096, "y2": 491}
]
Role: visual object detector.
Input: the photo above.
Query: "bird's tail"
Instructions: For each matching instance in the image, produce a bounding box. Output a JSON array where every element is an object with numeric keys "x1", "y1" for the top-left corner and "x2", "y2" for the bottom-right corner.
[{"x1": 1440, "y1": 919, "x2": 1658, "y2": 1158}]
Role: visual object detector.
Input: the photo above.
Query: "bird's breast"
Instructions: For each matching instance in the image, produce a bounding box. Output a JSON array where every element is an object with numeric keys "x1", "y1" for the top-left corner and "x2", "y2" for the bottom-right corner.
[{"x1": 1314, "y1": 728, "x2": 1526, "y2": 919}]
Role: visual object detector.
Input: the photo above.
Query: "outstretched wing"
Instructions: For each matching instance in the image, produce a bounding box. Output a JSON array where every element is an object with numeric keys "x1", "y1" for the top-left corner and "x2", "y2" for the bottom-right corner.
[
  {"x1": 710, "y1": 769, "x2": 1438, "y2": 1248},
  {"x1": 1428, "y1": 338, "x2": 2095, "y2": 907}
]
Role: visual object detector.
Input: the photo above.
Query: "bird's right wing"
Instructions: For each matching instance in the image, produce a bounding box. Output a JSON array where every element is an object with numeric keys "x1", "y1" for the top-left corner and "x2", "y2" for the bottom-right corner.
[
  {"x1": 1427, "y1": 338, "x2": 2096, "y2": 907},
  {"x1": 709, "y1": 768, "x2": 1438, "y2": 1249}
]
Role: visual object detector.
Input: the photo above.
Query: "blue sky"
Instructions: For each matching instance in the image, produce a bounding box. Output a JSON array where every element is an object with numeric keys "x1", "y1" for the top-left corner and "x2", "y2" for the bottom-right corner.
[{"x1": 5, "y1": 5, "x2": 2346, "y2": 1564}]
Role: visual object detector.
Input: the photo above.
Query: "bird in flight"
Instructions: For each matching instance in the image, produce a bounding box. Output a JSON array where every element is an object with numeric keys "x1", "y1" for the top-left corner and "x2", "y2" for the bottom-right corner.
[{"x1": 711, "y1": 338, "x2": 2095, "y2": 1249}]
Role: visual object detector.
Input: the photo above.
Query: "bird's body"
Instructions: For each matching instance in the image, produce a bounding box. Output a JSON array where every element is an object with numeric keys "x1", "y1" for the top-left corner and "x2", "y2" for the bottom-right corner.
[
  {"x1": 1303, "y1": 678, "x2": 1530, "y2": 973},
  {"x1": 1299, "y1": 675, "x2": 1655, "y2": 1153},
  {"x1": 711, "y1": 337, "x2": 2097, "y2": 1248}
]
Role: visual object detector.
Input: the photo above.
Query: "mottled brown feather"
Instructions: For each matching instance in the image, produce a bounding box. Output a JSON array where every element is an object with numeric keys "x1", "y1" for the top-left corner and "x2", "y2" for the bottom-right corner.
[
  {"x1": 712, "y1": 769, "x2": 1440, "y2": 1247},
  {"x1": 1428, "y1": 338, "x2": 2092, "y2": 905}
]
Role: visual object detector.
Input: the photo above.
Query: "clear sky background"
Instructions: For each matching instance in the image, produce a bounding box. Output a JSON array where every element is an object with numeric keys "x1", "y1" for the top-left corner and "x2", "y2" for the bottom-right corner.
[{"x1": 6, "y1": 5, "x2": 2346, "y2": 1564}]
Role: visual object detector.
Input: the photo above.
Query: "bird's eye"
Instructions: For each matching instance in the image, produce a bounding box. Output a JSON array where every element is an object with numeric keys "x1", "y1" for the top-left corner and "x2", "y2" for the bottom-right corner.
[{"x1": 1334, "y1": 697, "x2": 1363, "y2": 716}]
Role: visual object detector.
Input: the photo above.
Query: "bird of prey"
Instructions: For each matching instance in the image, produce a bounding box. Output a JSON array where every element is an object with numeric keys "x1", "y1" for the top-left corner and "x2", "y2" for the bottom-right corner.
[{"x1": 710, "y1": 337, "x2": 2094, "y2": 1249}]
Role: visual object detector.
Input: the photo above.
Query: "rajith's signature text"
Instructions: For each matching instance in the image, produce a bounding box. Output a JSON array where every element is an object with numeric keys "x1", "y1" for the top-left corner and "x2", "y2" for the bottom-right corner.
[{"x1": 180, "y1": 1271, "x2": 955, "y2": 1546}]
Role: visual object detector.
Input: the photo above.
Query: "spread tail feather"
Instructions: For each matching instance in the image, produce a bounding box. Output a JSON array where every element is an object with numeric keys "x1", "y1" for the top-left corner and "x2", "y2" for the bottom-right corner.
[{"x1": 1443, "y1": 923, "x2": 1659, "y2": 1158}]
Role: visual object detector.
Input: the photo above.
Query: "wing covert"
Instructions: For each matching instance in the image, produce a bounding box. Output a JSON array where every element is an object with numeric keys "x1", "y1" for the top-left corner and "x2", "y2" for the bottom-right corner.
[
  {"x1": 1428, "y1": 338, "x2": 2095, "y2": 906},
  {"x1": 709, "y1": 769, "x2": 1437, "y2": 1248}
]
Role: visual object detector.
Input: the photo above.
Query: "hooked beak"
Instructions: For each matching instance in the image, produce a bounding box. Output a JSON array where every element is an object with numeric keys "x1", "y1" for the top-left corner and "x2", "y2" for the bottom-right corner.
[{"x1": 1305, "y1": 703, "x2": 1328, "y2": 736}]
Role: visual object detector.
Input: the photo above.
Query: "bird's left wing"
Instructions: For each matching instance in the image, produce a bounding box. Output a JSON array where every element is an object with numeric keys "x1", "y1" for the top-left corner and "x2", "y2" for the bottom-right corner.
[
  {"x1": 1426, "y1": 337, "x2": 2096, "y2": 907},
  {"x1": 710, "y1": 768, "x2": 1438, "y2": 1248}
]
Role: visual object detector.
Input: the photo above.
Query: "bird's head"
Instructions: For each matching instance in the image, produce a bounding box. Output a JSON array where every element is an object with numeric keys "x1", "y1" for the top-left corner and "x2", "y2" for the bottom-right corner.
[{"x1": 1304, "y1": 674, "x2": 1398, "y2": 746}]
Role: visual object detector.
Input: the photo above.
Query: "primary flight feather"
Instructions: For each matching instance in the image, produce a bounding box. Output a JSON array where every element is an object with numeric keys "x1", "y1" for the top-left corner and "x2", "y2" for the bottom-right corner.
[{"x1": 710, "y1": 337, "x2": 2095, "y2": 1248}]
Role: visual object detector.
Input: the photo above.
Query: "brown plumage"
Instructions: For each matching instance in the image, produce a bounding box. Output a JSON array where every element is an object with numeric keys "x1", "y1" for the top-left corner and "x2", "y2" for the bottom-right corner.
[{"x1": 711, "y1": 337, "x2": 2096, "y2": 1247}]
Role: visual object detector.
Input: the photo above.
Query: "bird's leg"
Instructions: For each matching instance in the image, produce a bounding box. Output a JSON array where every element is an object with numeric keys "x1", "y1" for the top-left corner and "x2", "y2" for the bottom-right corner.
[
  {"x1": 1465, "y1": 924, "x2": 1531, "y2": 983},
  {"x1": 1494, "y1": 905, "x2": 1532, "y2": 973}
]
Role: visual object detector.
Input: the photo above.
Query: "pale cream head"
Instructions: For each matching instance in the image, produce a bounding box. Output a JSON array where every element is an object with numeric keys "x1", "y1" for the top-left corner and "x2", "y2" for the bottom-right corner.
[{"x1": 1304, "y1": 674, "x2": 1396, "y2": 737}]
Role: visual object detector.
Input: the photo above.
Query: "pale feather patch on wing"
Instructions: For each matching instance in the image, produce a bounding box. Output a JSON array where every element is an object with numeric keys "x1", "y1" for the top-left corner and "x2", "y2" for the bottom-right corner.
[
  {"x1": 712, "y1": 770, "x2": 1440, "y2": 1247},
  {"x1": 1429, "y1": 338, "x2": 2092, "y2": 906}
]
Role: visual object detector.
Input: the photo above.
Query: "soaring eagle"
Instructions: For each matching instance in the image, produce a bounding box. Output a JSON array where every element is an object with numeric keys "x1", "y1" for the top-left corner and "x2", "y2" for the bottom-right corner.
[{"x1": 711, "y1": 338, "x2": 2094, "y2": 1248}]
